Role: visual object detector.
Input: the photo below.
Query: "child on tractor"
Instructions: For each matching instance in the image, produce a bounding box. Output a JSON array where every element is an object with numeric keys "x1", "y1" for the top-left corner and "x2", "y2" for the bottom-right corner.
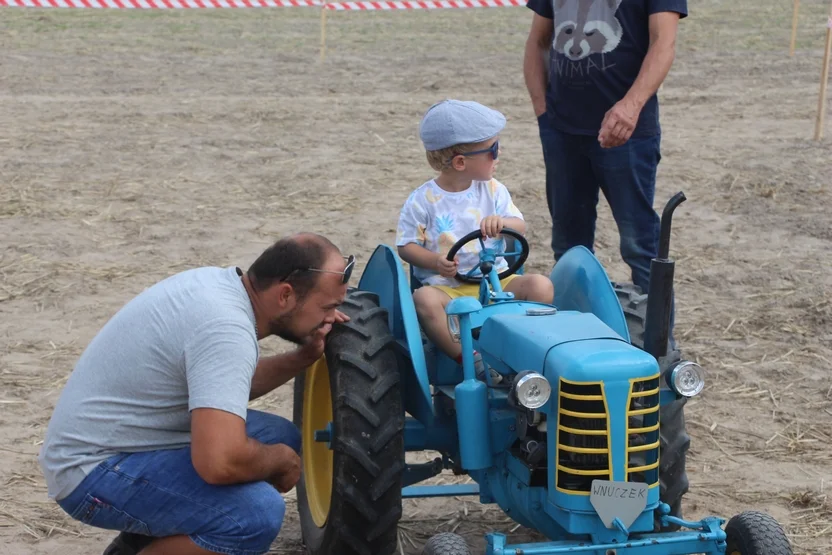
[{"x1": 396, "y1": 99, "x2": 554, "y2": 374}]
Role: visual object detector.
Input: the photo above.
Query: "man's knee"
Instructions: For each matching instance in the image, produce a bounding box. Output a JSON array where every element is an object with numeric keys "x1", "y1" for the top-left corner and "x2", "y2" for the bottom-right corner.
[
  {"x1": 242, "y1": 486, "x2": 285, "y2": 548},
  {"x1": 200, "y1": 483, "x2": 285, "y2": 553},
  {"x1": 246, "y1": 410, "x2": 301, "y2": 454}
]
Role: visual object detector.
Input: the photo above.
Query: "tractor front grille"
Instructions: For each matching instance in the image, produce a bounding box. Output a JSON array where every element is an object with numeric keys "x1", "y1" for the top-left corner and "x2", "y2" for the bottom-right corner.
[
  {"x1": 556, "y1": 379, "x2": 611, "y2": 493},
  {"x1": 626, "y1": 374, "x2": 661, "y2": 487}
]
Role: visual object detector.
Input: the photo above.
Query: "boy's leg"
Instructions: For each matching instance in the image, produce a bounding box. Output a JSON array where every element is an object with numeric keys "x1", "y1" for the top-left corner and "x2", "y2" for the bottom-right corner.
[
  {"x1": 413, "y1": 285, "x2": 459, "y2": 360},
  {"x1": 503, "y1": 274, "x2": 555, "y2": 304},
  {"x1": 59, "y1": 410, "x2": 300, "y2": 555}
]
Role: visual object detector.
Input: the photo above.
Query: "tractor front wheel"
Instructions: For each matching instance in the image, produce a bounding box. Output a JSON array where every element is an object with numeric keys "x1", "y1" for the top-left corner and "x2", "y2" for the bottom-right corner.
[
  {"x1": 725, "y1": 511, "x2": 792, "y2": 555},
  {"x1": 293, "y1": 289, "x2": 405, "y2": 555},
  {"x1": 421, "y1": 533, "x2": 471, "y2": 555}
]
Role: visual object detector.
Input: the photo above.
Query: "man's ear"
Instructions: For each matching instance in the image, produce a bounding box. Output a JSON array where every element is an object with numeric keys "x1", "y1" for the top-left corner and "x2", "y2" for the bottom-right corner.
[{"x1": 271, "y1": 282, "x2": 296, "y2": 309}]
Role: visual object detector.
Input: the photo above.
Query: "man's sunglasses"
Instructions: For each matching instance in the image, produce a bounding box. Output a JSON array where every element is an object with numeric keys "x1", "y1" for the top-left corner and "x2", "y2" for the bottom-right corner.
[
  {"x1": 450, "y1": 140, "x2": 499, "y2": 162},
  {"x1": 295, "y1": 254, "x2": 355, "y2": 284}
]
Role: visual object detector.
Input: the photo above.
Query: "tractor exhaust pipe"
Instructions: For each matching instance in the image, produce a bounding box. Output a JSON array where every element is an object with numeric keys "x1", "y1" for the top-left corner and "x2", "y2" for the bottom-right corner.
[{"x1": 643, "y1": 191, "x2": 686, "y2": 360}]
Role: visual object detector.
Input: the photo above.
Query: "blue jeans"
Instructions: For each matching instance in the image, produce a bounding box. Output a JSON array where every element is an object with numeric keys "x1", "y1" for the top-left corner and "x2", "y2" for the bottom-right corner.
[
  {"x1": 57, "y1": 410, "x2": 301, "y2": 555},
  {"x1": 538, "y1": 115, "x2": 676, "y2": 341}
]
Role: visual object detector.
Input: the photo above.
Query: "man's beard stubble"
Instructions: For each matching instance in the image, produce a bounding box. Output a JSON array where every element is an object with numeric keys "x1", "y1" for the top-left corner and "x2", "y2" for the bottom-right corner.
[{"x1": 269, "y1": 306, "x2": 324, "y2": 346}]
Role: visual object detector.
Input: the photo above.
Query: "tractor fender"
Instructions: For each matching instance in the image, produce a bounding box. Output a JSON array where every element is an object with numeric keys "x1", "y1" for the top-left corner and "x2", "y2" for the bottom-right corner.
[
  {"x1": 357, "y1": 245, "x2": 434, "y2": 425},
  {"x1": 550, "y1": 245, "x2": 630, "y2": 342}
]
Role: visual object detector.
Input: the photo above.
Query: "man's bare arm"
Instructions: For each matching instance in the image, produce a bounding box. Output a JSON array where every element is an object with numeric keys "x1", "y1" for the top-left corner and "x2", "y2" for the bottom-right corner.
[
  {"x1": 524, "y1": 13, "x2": 554, "y2": 118},
  {"x1": 249, "y1": 350, "x2": 312, "y2": 401},
  {"x1": 190, "y1": 408, "x2": 299, "y2": 491},
  {"x1": 598, "y1": 12, "x2": 681, "y2": 148},
  {"x1": 625, "y1": 12, "x2": 681, "y2": 109}
]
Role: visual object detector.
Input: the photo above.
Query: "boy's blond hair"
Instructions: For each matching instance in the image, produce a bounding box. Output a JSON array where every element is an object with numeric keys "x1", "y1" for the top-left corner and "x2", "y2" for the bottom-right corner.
[{"x1": 425, "y1": 142, "x2": 481, "y2": 172}]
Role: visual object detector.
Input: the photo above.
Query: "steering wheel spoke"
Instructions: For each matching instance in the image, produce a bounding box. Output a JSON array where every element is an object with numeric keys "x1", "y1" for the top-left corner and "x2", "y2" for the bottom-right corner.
[{"x1": 465, "y1": 265, "x2": 482, "y2": 278}]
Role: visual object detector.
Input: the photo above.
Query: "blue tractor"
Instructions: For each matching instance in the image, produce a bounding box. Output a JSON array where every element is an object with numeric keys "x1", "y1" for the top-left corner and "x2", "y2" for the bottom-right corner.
[{"x1": 292, "y1": 192, "x2": 792, "y2": 555}]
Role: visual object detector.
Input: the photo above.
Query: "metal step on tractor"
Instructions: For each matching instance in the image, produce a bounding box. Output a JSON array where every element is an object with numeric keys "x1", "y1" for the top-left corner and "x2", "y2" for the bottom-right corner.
[{"x1": 292, "y1": 192, "x2": 793, "y2": 555}]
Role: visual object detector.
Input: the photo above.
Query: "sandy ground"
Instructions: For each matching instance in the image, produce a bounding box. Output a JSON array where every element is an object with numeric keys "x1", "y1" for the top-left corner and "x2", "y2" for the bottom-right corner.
[{"x1": 1, "y1": 0, "x2": 832, "y2": 553}]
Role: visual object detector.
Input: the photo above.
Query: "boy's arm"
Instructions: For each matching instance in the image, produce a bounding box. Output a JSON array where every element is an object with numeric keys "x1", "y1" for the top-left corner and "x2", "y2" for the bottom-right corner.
[
  {"x1": 502, "y1": 217, "x2": 526, "y2": 235},
  {"x1": 491, "y1": 180, "x2": 527, "y2": 235},
  {"x1": 398, "y1": 243, "x2": 444, "y2": 271}
]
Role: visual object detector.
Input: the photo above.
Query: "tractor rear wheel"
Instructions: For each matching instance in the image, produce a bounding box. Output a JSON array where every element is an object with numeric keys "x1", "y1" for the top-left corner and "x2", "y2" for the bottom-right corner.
[
  {"x1": 421, "y1": 533, "x2": 471, "y2": 555},
  {"x1": 725, "y1": 511, "x2": 792, "y2": 555},
  {"x1": 293, "y1": 289, "x2": 405, "y2": 555},
  {"x1": 613, "y1": 282, "x2": 690, "y2": 532}
]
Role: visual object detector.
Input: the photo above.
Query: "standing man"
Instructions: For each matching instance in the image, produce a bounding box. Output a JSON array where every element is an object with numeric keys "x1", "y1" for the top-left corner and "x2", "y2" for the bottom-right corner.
[
  {"x1": 39, "y1": 233, "x2": 354, "y2": 555},
  {"x1": 523, "y1": 0, "x2": 687, "y2": 300}
]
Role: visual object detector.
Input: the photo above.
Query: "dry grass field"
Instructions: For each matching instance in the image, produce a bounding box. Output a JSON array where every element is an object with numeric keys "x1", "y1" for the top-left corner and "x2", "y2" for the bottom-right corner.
[{"x1": 1, "y1": 0, "x2": 831, "y2": 553}]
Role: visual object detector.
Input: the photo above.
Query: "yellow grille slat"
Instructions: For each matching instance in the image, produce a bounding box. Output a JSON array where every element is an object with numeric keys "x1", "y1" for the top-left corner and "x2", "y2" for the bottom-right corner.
[
  {"x1": 628, "y1": 461, "x2": 660, "y2": 473},
  {"x1": 627, "y1": 405, "x2": 660, "y2": 416},
  {"x1": 559, "y1": 391, "x2": 604, "y2": 401},
  {"x1": 630, "y1": 387, "x2": 660, "y2": 398},
  {"x1": 626, "y1": 375, "x2": 661, "y2": 487},
  {"x1": 557, "y1": 378, "x2": 612, "y2": 493},
  {"x1": 558, "y1": 444, "x2": 608, "y2": 455},
  {"x1": 557, "y1": 464, "x2": 610, "y2": 476},
  {"x1": 627, "y1": 440, "x2": 661, "y2": 453},
  {"x1": 629, "y1": 423, "x2": 660, "y2": 434},
  {"x1": 559, "y1": 408, "x2": 607, "y2": 419},
  {"x1": 558, "y1": 424, "x2": 607, "y2": 436}
]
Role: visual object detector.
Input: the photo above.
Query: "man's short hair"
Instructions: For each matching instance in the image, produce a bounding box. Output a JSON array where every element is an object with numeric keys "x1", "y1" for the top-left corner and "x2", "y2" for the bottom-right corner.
[{"x1": 247, "y1": 233, "x2": 339, "y2": 299}]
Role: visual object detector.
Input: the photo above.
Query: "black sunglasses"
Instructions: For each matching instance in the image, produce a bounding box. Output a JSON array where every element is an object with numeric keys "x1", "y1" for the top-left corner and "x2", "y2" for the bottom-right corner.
[{"x1": 449, "y1": 140, "x2": 499, "y2": 163}]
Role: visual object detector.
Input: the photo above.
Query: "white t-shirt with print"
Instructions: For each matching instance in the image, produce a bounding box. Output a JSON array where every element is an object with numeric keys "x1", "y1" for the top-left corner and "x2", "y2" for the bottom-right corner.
[{"x1": 396, "y1": 178, "x2": 524, "y2": 288}]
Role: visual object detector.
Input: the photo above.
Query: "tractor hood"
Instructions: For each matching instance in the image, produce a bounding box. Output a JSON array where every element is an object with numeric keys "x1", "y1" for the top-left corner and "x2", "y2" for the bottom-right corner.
[{"x1": 477, "y1": 310, "x2": 625, "y2": 373}]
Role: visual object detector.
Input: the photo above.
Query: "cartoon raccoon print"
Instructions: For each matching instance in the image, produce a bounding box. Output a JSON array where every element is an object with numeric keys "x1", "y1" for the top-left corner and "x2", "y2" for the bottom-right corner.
[{"x1": 553, "y1": 0, "x2": 624, "y2": 61}]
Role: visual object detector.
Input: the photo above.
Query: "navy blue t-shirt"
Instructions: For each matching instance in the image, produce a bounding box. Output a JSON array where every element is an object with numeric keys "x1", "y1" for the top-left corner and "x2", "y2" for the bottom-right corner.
[{"x1": 527, "y1": 0, "x2": 687, "y2": 138}]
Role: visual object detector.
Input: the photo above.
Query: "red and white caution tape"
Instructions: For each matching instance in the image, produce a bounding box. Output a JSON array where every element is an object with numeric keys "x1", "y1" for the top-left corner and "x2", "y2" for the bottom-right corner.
[
  {"x1": 324, "y1": 0, "x2": 525, "y2": 9},
  {"x1": 0, "y1": 0, "x2": 322, "y2": 7},
  {"x1": 0, "y1": 0, "x2": 525, "y2": 6}
]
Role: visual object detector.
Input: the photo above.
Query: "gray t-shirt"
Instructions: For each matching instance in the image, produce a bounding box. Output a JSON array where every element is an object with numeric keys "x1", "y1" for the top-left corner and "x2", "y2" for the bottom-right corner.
[{"x1": 38, "y1": 266, "x2": 259, "y2": 501}]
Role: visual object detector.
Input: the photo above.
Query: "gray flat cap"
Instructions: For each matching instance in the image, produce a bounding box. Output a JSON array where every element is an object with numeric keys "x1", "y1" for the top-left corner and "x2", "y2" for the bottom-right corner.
[{"x1": 419, "y1": 99, "x2": 506, "y2": 151}]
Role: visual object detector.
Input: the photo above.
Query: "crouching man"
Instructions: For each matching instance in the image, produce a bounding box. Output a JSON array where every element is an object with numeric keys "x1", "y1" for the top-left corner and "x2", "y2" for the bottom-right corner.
[{"x1": 38, "y1": 233, "x2": 353, "y2": 555}]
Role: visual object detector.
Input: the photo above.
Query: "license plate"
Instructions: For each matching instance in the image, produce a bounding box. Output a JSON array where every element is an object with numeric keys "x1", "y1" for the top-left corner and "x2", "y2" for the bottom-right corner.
[{"x1": 589, "y1": 480, "x2": 649, "y2": 530}]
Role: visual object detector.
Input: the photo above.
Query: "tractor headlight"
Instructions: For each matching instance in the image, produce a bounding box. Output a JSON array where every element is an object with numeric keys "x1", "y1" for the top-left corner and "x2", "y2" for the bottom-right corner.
[
  {"x1": 447, "y1": 315, "x2": 461, "y2": 343},
  {"x1": 670, "y1": 361, "x2": 705, "y2": 398},
  {"x1": 513, "y1": 371, "x2": 552, "y2": 410}
]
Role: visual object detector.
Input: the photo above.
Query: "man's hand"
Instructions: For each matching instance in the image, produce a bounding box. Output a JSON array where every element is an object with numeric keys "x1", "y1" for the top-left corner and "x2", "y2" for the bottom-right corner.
[
  {"x1": 598, "y1": 97, "x2": 642, "y2": 148},
  {"x1": 296, "y1": 310, "x2": 350, "y2": 365},
  {"x1": 269, "y1": 444, "x2": 302, "y2": 493},
  {"x1": 481, "y1": 215, "x2": 504, "y2": 238},
  {"x1": 436, "y1": 254, "x2": 459, "y2": 278}
]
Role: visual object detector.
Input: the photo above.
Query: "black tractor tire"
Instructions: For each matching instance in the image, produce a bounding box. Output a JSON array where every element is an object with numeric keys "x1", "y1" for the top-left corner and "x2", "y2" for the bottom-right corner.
[
  {"x1": 293, "y1": 289, "x2": 405, "y2": 555},
  {"x1": 613, "y1": 282, "x2": 690, "y2": 532},
  {"x1": 421, "y1": 533, "x2": 471, "y2": 555},
  {"x1": 725, "y1": 511, "x2": 793, "y2": 555}
]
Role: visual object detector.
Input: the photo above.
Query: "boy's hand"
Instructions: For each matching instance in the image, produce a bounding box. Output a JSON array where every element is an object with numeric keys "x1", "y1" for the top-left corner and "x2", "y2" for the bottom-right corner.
[
  {"x1": 436, "y1": 254, "x2": 459, "y2": 278},
  {"x1": 481, "y1": 216, "x2": 504, "y2": 238}
]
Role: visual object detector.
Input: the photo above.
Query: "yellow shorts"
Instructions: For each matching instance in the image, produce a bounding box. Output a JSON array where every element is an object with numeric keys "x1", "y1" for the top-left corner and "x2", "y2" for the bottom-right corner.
[{"x1": 433, "y1": 274, "x2": 519, "y2": 299}]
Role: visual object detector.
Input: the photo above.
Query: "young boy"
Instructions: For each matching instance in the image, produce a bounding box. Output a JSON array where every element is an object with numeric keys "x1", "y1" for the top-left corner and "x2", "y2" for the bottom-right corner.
[{"x1": 396, "y1": 99, "x2": 554, "y2": 366}]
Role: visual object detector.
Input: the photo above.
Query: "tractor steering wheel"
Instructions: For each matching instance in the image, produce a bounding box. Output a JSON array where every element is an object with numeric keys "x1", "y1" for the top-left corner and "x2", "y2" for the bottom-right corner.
[{"x1": 446, "y1": 227, "x2": 530, "y2": 284}]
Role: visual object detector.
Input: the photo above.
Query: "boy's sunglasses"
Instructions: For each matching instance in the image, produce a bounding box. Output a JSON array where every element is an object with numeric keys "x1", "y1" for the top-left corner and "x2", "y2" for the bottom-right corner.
[
  {"x1": 457, "y1": 140, "x2": 499, "y2": 161},
  {"x1": 296, "y1": 254, "x2": 355, "y2": 284}
]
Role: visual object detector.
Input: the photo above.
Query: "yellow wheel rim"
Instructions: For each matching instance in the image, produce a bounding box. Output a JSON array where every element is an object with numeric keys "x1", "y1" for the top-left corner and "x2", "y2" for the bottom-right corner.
[{"x1": 302, "y1": 356, "x2": 334, "y2": 528}]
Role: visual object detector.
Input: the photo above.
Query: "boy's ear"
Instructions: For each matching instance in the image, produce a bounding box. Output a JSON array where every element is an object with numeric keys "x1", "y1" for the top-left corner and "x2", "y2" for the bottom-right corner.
[{"x1": 450, "y1": 155, "x2": 467, "y2": 172}]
